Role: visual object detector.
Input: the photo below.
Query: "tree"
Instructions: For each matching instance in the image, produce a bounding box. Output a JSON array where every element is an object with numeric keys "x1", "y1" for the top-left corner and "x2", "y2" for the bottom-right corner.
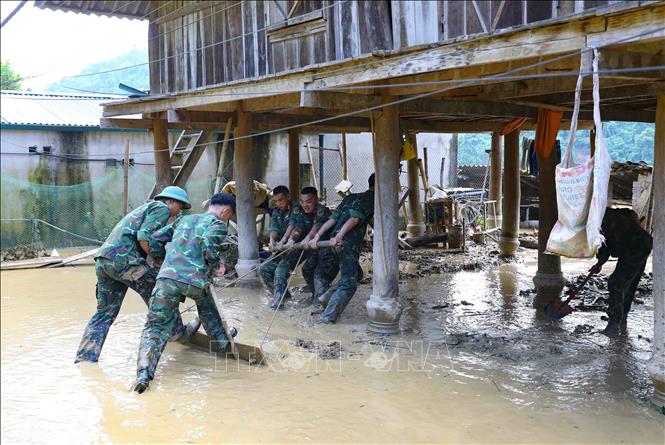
[{"x1": 1, "y1": 61, "x2": 21, "y2": 90}]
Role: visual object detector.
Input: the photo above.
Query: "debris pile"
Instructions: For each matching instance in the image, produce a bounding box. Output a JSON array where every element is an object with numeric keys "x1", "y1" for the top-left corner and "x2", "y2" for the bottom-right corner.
[{"x1": 0, "y1": 245, "x2": 50, "y2": 262}]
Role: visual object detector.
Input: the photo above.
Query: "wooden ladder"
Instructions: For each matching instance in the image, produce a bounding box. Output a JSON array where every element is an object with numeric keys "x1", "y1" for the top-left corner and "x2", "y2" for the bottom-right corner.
[{"x1": 148, "y1": 129, "x2": 211, "y2": 200}]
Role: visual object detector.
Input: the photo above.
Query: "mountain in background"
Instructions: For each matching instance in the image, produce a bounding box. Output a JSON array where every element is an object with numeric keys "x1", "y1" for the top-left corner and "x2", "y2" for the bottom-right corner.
[{"x1": 46, "y1": 48, "x2": 149, "y2": 95}]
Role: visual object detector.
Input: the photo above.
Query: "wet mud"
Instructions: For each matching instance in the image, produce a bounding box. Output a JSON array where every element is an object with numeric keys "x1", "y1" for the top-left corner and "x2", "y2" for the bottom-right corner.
[{"x1": 1, "y1": 248, "x2": 663, "y2": 444}]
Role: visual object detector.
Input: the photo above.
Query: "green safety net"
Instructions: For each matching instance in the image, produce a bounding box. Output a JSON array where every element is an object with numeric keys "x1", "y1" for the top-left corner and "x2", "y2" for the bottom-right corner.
[{"x1": 1, "y1": 168, "x2": 215, "y2": 251}]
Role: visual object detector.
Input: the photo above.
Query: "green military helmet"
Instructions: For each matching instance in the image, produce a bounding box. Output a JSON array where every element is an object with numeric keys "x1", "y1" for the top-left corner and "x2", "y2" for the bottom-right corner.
[{"x1": 155, "y1": 186, "x2": 192, "y2": 209}]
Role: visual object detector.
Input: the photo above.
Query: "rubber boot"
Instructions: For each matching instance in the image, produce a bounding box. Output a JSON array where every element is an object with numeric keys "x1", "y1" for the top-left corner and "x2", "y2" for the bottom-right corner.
[
  {"x1": 602, "y1": 320, "x2": 621, "y2": 337},
  {"x1": 176, "y1": 318, "x2": 201, "y2": 344},
  {"x1": 133, "y1": 369, "x2": 151, "y2": 394}
]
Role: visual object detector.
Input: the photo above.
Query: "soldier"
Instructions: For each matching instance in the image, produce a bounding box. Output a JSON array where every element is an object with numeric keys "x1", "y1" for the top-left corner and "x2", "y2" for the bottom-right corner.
[
  {"x1": 259, "y1": 185, "x2": 293, "y2": 294},
  {"x1": 270, "y1": 187, "x2": 331, "y2": 309},
  {"x1": 589, "y1": 207, "x2": 652, "y2": 336},
  {"x1": 133, "y1": 192, "x2": 237, "y2": 393},
  {"x1": 309, "y1": 174, "x2": 374, "y2": 323},
  {"x1": 75, "y1": 186, "x2": 191, "y2": 364}
]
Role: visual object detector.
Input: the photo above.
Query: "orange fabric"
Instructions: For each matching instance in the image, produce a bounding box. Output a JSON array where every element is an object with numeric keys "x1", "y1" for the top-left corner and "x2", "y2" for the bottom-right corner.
[
  {"x1": 499, "y1": 117, "x2": 527, "y2": 136},
  {"x1": 535, "y1": 108, "x2": 563, "y2": 159}
]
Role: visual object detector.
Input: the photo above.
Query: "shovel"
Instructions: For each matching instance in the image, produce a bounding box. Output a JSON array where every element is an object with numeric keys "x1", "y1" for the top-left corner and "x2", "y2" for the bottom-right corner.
[{"x1": 543, "y1": 272, "x2": 594, "y2": 320}]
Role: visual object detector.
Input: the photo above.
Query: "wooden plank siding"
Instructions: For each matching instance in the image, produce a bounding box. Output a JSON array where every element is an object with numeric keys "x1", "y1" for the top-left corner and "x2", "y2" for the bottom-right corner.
[{"x1": 148, "y1": 0, "x2": 639, "y2": 95}]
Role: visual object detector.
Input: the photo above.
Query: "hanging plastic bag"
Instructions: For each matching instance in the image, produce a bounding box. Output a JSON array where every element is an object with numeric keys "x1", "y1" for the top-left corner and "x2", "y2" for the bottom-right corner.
[{"x1": 545, "y1": 49, "x2": 612, "y2": 258}]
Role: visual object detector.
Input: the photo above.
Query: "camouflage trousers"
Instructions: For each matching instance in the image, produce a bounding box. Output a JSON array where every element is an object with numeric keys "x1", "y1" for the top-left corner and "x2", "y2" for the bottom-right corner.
[
  {"x1": 136, "y1": 278, "x2": 229, "y2": 381},
  {"x1": 272, "y1": 250, "x2": 318, "y2": 303},
  {"x1": 259, "y1": 255, "x2": 280, "y2": 293},
  {"x1": 315, "y1": 244, "x2": 362, "y2": 322},
  {"x1": 75, "y1": 258, "x2": 185, "y2": 363},
  {"x1": 607, "y1": 238, "x2": 652, "y2": 323}
]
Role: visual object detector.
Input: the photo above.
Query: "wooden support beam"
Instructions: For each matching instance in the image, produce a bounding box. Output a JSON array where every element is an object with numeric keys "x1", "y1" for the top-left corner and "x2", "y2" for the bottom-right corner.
[
  {"x1": 596, "y1": 49, "x2": 665, "y2": 80},
  {"x1": 299, "y1": 91, "x2": 382, "y2": 110},
  {"x1": 288, "y1": 129, "x2": 300, "y2": 196},
  {"x1": 151, "y1": 119, "x2": 173, "y2": 196},
  {"x1": 167, "y1": 110, "x2": 235, "y2": 126},
  {"x1": 401, "y1": 99, "x2": 538, "y2": 119}
]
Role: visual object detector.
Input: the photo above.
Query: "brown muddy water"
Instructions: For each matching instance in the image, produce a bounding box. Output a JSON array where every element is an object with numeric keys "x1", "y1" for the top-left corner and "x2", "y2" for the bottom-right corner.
[{"x1": 1, "y1": 253, "x2": 663, "y2": 444}]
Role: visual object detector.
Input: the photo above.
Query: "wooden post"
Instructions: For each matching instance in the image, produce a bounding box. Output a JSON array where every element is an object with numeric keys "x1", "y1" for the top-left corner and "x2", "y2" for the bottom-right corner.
[
  {"x1": 214, "y1": 117, "x2": 233, "y2": 194},
  {"x1": 533, "y1": 138, "x2": 565, "y2": 308},
  {"x1": 288, "y1": 129, "x2": 300, "y2": 196},
  {"x1": 448, "y1": 134, "x2": 459, "y2": 187},
  {"x1": 499, "y1": 130, "x2": 520, "y2": 257},
  {"x1": 366, "y1": 101, "x2": 402, "y2": 334},
  {"x1": 487, "y1": 132, "x2": 503, "y2": 230},
  {"x1": 341, "y1": 131, "x2": 348, "y2": 180},
  {"x1": 647, "y1": 94, "x2": 665, "y2": 411},
  {"x1": 423, "y1": 145, "x2": 429, "y2": 185},
  {"x1": 123, "y1": 140, "x2": 130, "y2": 215},
  {"x1": 152, "y1": 119, "x2": 172, "y2": 195},
  {"x1": 406, "y1": 133, "x2": 425, "y2": 237},
  {"x1": 233, "y1": 109, "x2": 259, "y2": 282}
]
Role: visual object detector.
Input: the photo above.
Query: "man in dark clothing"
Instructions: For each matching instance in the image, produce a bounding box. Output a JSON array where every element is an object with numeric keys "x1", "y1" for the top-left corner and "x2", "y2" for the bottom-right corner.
[
  {"x1": 259, "y1": 185, "x2": 293, "y2": 294},
  {"x1": 590, "y1": 207, "x2": 652, "y2": 336}
]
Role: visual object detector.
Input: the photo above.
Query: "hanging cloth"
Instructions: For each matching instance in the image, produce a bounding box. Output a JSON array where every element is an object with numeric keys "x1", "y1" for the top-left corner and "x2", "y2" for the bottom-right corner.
[{"x1": 534, "y1": 109, "x2": 563, "y2": 159}]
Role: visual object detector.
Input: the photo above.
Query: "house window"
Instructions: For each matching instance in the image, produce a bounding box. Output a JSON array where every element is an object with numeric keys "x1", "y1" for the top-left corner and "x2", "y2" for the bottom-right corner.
[{"x1": 268, "y1": 0, "x2": 324, "y2": 31}]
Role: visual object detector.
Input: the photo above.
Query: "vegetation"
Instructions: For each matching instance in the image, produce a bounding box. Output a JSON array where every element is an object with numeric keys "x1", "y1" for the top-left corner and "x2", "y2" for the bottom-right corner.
[
  {"x1": 458, "y1": 122, "x2": 655, "y2": 166},
  {"x1": 1, "y1": 61, "x2": 22, "y2": 90},
  {"x1": 46, "y1": 48, "x2": 149, "y2": 95}
]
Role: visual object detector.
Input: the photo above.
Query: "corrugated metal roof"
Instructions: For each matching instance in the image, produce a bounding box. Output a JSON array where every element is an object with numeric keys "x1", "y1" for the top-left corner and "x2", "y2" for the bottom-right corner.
[
  {"x1": 33, "y1": 1, "x2": 149, "y2": 20},
  {"x1": 0, "y1": 90, "x2": 127, "y2": 128}
]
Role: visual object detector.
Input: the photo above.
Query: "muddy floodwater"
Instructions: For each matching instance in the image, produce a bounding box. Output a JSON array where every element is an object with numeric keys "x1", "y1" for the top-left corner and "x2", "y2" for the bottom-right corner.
[{"x1": 1, "y1": 253, "x2": 663, "y2": 444}]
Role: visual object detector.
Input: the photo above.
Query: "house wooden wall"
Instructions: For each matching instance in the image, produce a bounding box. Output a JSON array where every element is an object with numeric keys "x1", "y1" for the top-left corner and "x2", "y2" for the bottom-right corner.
[{"x1": 148, "y1": 0, "x2": 619, "y2": 94}]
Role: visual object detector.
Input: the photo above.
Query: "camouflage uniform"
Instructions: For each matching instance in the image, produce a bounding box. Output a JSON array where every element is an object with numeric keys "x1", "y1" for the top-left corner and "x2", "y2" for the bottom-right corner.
[
  {"x1": 597, "y1": 208, "x2": 652, "y2": 325},
  {"x1": 75, "y1": 201, "x2": 184, "y2": 363},
  {"x1": 260, "y1": 205, "x2": 291, "y2": 293},
  {"x1": 315, "y1": 190, "x2": 374, "y2": 322},
  {"x1": 271, "y1": 203, "x2": 331, "y2": 307},
  {"x1": 136, "y1": 213, "x2": 233, "y2": 383}
]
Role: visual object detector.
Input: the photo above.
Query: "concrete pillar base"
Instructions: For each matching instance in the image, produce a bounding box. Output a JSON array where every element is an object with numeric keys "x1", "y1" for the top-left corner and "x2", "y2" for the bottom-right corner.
[
  {"x1": 366, "y1": 294, "x2": 401, "y2": 334},
  {"x1": 235, "y1": 259, "x2": 260, "y2": 284},
  {"x1": 532, "y1": 271, "x2": 565, "y2": 309},
  {"x1": 406, "y1": 223, "x2": 426, "y2": 237},
  {"x1": 498, "y1": 236, "x2": 519, "y2": 257},
  {"x1": 648, "y1": 359, "x2": 665, "y2": 413}
]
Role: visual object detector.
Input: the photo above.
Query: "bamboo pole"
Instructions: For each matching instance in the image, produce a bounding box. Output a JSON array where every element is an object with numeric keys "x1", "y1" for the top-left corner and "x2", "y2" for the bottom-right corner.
[
  {"x1": 123, "y1": 140, "x2": 130, "y2": 214},
  {"x1": 342, "y1": 131, "x2": 348, "y2": 180},
  {"x1": 214, "y1": 117, "x2": 233, "y2": 194}
]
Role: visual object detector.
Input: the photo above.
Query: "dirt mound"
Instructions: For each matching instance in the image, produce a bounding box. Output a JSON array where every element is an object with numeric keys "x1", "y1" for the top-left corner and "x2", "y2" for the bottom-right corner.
[{"x1": 294, "y1": 338, "x2": 344, "y2": 360}]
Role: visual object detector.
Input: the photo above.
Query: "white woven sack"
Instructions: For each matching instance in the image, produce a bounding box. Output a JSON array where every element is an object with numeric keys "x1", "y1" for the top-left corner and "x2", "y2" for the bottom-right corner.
[{"x1": 545, "y1": 49, "x2": 612, "y2": 258}]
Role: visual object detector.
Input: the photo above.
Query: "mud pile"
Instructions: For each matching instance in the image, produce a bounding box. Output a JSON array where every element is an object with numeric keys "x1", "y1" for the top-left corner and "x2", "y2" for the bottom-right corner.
[
  {"x1": 294, "y1": 338, "x2": 345, "y2": 359},
  {"x1": 0, "y1": 245, "x2": 50, "y2": 262}
]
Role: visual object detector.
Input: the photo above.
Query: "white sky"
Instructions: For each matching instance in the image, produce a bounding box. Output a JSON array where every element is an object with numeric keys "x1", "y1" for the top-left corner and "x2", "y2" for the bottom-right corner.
[{"x1": 1, "y1": 1, "x2": 148, "y2": 91}]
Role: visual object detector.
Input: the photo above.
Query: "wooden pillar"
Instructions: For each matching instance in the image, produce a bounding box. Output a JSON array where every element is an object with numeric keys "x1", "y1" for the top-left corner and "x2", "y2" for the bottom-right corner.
[
  {"x1": 499, "y1": 130, "x2": 520, "y2": 256},
  {"x1": 152, "y1": 119, "x2": 172, "y2": 194},
  {"x1": 234, "y1": 109, "x2": 259, "y2": 282},
  {"x1": 648, "y1": 94, "x2": 665, "y2": 411},
  {"x1": 288, "y1": 129, "x2": 300, "y2": 196},
  {"x1": 406, "y1": 133, "x2": 425, "y2": 237},
  {"x1": 533, "y1": 138, "x2": 565, "y2": 308},
  {"x1": 447, "y1": 134, "x2": 459, "y2": 187},
  {"x1": 366, "y1": 102, "x2": 402, "y2": 333},
  {"x1": 487, "y1": 132, "x2": 503, "y2": 229}
]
